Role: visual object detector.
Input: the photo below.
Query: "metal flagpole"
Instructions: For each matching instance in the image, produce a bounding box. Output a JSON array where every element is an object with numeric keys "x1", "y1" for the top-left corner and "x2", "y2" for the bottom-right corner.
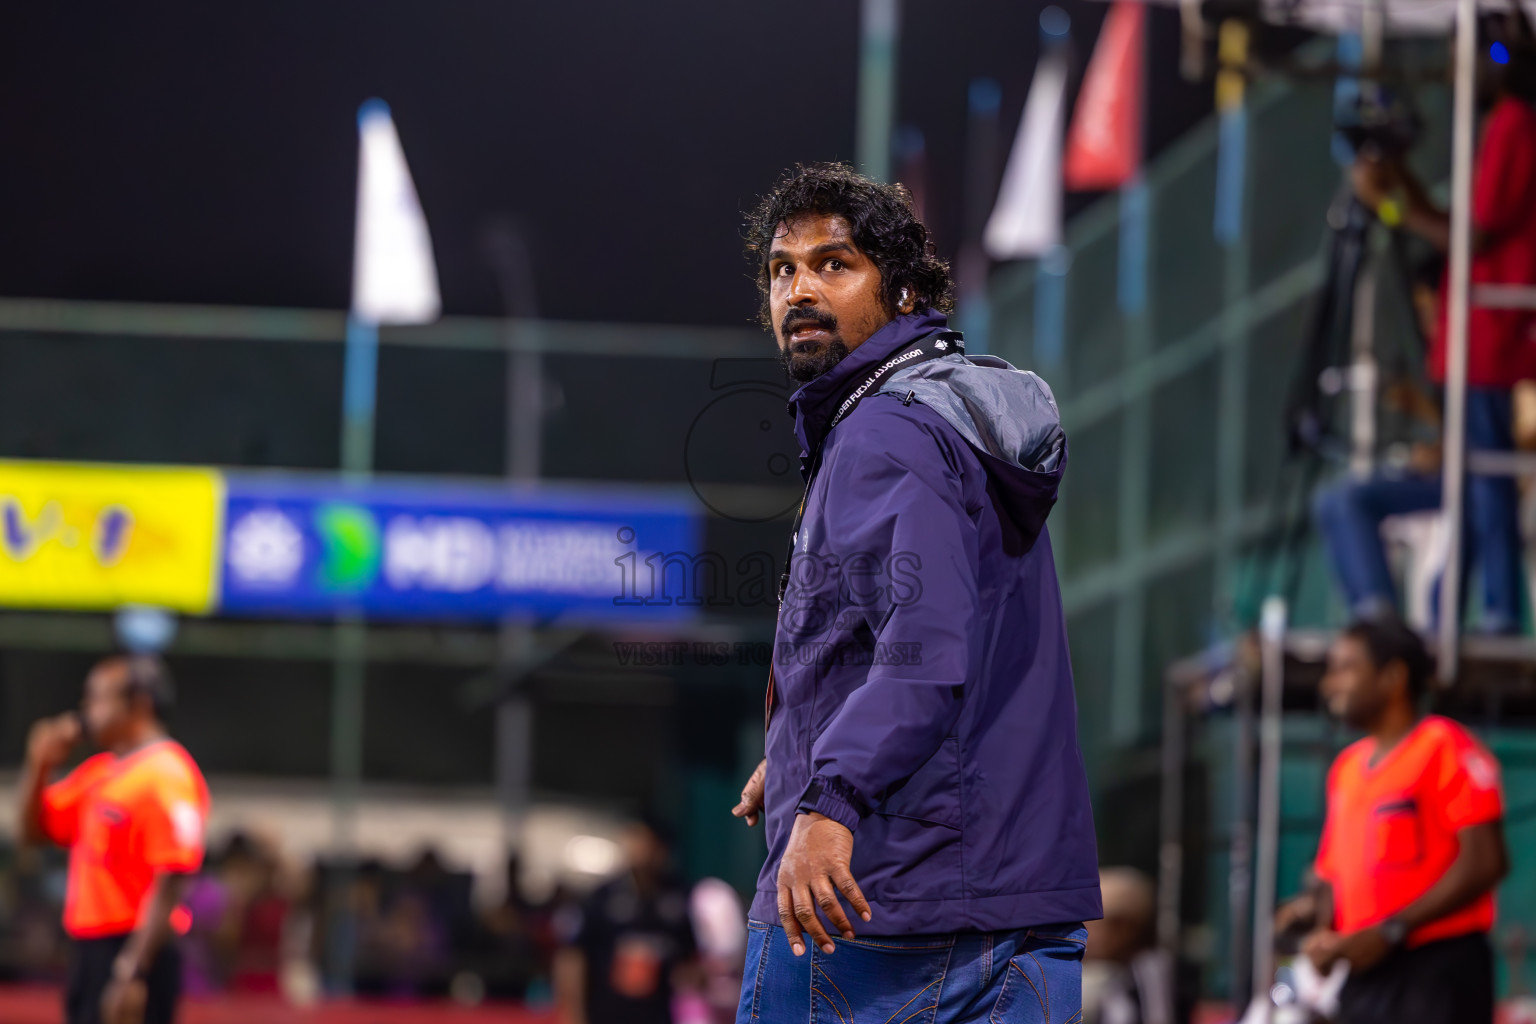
[
  {"x1": 327, "y1": 97, "x2": 439, "y2": 991},
  {"x1": 957, "y1": 78, "x2": 1002, "y2": 354},
  {"x1": 325, "y1": 312, "x2": 376, "y2": 993},
  {"x1": 333, "y1": 312, "x2": 377, "y2": 854},
  {"x1": 1437, "y1": 0, "x2": 1478, "y2": 686},
  {"x1": 857, "y1": 0, "x2": 901, "y2": 182}
]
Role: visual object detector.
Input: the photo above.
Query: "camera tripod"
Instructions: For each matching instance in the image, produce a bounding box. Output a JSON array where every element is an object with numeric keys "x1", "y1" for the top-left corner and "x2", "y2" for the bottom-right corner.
[{"x1": 1238, "y1": 179, "x2": 1430, "y2": 624}]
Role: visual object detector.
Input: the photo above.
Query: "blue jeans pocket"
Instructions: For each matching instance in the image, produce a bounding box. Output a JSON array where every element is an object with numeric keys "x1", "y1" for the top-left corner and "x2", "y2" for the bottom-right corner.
[
  {"x1": 738, "y1": 925, "x2": 956, "y2": 1024},
  {"x1": 809, "y1": 934, "x2": 953, "y2": 1024},
  {"x1": 989, "y1": 928, "x2": 1086, "y2": 1024}
]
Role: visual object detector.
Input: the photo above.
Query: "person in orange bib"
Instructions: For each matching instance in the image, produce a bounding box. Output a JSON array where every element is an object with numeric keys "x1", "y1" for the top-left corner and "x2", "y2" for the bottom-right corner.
[
  {"x1": 16, "y1": 655, "x2": 210, "y2": 1024},
  {"x1": 1302, "y1": 617, "x2": 1509, "y2": 1023}
]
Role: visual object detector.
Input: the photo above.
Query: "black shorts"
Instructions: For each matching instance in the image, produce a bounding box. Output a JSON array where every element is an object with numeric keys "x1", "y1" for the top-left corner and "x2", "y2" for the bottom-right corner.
[
  {"x1": 1337, "y1": 931, "x2": 1494, "y2": 1024},
  {"x1": 66, "y1": 934, "x2": 182, "y2": 1024}
]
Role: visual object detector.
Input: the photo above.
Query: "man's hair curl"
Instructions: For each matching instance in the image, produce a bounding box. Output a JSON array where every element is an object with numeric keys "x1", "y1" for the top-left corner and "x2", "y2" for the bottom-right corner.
[{"x1": 744, "y1": 163, "x2": 955, "y2": 329}]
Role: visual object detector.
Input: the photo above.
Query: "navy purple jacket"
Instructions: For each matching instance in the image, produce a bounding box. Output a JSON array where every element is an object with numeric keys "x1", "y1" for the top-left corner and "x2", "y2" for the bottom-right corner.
[{"x1": 749, "y1": 309, "x2": 1102, "y2": 935}]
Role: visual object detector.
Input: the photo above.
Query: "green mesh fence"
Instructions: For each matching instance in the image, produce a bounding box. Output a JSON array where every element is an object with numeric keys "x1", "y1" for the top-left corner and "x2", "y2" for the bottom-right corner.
[{"x1": 986, "y1": 48, "x2": 1535, "y2": 998}]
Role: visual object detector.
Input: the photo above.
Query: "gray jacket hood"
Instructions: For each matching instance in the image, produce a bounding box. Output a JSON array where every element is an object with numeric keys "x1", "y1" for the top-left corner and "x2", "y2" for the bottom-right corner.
[{"x1": 879, "y1": 351, "x2": 1066, "y2": 547}]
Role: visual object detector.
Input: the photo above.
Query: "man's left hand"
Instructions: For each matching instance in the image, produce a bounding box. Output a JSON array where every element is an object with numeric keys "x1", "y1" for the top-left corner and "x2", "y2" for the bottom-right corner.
[
  {"x1": 101, "y1": 978, "x2": 147, "y2": 1024},
  {"x1": 775, "y1": 812, "x2": 871, "y2": 957},
  {"x1": 1301, "y1": 927, "x2": 1340, "y2": 972},
  {"x1": 1334, "y1": 925, "x2": 1394, "y2": 972}
]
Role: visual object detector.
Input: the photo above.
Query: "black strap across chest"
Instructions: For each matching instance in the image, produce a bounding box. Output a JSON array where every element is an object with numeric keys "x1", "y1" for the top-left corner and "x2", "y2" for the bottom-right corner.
[{"x1": 774, "y1": 329, "x2": 964, "y2": 605}]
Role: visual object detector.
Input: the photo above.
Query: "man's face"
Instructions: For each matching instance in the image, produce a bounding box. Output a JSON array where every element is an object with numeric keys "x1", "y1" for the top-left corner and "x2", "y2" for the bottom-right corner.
[
  {"x1": 620, "y1": 824, "x2": 667, "y2": 878},
  {"x1": 767, "y1": 213, "x2": 895, "y2": 383},
  {"x1": 81, "y1": 660, "x2": 134, "y2": 749},
  {"x1": 1321, "y1": 635, "x2": 1393, "y2": 729}
]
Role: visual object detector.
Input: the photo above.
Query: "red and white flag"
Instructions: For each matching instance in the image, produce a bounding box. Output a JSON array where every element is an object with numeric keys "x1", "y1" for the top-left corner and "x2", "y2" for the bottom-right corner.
[{"x1": 1064, "y1": 2, "x2": 1144, "y2": 192}]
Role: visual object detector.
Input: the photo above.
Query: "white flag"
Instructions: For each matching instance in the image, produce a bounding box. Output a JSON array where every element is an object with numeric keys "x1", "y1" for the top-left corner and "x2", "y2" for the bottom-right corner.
[
  {"x1": 984, "y1": 49, "x2": 1068, "y2": 260},
  {"x1": 351, "y1": 99, "x2": 441, "y2": 325}
]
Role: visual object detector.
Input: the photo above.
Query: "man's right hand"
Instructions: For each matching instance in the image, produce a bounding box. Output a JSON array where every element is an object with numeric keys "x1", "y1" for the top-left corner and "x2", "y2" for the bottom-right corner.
[
  {"x1": 27, "y1": 713, "x2": 80, "y2": 769},
  {"x1": 732, "y1": 759, "x2": 767, "y2": 827},
  {"x1": 1274, "y1": 893, "x2": 1316, "y2": 935}
]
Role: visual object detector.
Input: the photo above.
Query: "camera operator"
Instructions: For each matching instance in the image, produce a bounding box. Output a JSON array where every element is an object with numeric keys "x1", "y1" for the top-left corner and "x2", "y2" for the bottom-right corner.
[{"x1": 1315, "y1": 12, "x2": 1536, "y2": 634}]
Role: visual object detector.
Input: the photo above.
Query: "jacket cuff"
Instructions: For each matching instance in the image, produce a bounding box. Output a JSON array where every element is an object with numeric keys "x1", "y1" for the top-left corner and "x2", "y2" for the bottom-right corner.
[{"x1": 796, "y1": 775, "x2": 870, "y2": 834}]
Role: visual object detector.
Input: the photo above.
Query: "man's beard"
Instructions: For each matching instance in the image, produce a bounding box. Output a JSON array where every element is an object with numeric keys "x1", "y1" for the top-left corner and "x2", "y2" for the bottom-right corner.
[
  {"x1": 779, "y1": 308, "x2": 851, "y2": 383},
  {"x1": 1333, "y1": 690, "x2": 1385, "y2": 731}
]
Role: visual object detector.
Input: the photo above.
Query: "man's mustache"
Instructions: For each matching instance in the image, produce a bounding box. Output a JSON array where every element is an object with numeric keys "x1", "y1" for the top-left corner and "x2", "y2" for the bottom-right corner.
[{"x1": 781, "y1": 308, "x2": 838, "y2": 337}]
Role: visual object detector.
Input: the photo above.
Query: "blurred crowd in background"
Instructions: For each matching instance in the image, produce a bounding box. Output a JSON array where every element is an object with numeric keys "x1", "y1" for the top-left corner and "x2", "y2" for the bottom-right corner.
[
  {"x1": 0, "y1": 817, "x2": 756, "y2": 1023},
  {"x1": 0, "y1": 831, "x2": 557, "y2": 1003},
  {"x1": 0, "y1": 822, "x2": 1194, "y2": 1022}
]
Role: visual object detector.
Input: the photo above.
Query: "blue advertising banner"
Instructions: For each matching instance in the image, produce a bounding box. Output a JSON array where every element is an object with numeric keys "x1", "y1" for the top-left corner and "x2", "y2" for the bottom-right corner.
[{"x1": 219, "y1": 474, "x2": 702, "y2": 622}]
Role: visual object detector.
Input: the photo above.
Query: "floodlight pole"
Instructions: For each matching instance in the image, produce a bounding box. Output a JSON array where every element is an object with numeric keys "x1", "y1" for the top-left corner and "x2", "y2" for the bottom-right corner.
[
  {"x1": 485, "y1": 221, "x2": 543, "y2": 873},
  {"x1": 1437, "y1": 0, "x2": 1477, "y2": 685},
  {"x1": 857, "y1": 0, "x2": 901, "y2": 182},
  {"x1": 497, "y1": 330, "x2": 539, "y2": 868},
  {"x1": 1251, "y1": 597, "x2": 1288, "y2": 1018}
]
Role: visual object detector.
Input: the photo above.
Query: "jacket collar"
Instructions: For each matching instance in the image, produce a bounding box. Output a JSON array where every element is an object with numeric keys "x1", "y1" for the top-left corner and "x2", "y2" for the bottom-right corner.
[{"x1": 787, "y1": 308, "x2": 950, "y2": 460}]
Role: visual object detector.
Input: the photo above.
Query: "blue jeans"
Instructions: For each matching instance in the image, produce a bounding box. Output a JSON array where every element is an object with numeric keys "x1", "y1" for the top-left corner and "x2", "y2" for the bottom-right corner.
[
  {"x1": 735, "y1": 920, "x2": 1086, "y2": 1024},
  {"x1": 1312, "y1": 388, "x2": 1523, "y2": 633}
]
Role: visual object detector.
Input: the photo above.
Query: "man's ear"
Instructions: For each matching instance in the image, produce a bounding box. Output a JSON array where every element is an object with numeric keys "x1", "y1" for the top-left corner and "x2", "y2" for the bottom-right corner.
[
  {"x1": 1384, "y1": 658, "x2": 1412, "y2": 703},
  {"x1": 126, "y1": 688, "x2": 154, "y2": 719}
]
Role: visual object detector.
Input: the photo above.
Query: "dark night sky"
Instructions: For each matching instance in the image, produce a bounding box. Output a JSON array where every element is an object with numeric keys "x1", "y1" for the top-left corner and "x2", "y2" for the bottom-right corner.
[{"x1": 0, "y1": 1, "x2": 1216, "y2": 328}]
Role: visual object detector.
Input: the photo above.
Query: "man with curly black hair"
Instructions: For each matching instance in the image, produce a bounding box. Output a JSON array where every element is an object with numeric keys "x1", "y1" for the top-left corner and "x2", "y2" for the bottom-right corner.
[{"x1": 730, "y1": 164, "x2": 1101, "y2": 1023}]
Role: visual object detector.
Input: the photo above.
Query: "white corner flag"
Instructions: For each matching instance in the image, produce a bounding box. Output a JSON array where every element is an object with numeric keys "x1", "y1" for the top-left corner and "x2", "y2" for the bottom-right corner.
[
  {"x1": 984, "y1": 48, "x2": 1069, "y2": 260},
  {"x1": 351, "y1": 99, "x2": 440, "y2": 325}
]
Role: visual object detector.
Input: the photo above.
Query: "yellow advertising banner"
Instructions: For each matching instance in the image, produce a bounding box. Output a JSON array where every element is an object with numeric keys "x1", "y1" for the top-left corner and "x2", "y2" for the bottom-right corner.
[{"x1": 0, "y1": 461, "x2": 223, "y2": 613}]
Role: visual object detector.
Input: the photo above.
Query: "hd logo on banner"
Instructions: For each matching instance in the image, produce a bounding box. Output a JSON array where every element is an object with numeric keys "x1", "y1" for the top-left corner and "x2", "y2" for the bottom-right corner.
[
  {"x1": 0, "y1": 461, "x2": 223, "y2": 613},
  {"x1": 218, "y1": 476, "x2": 700, "y2": 622}
]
